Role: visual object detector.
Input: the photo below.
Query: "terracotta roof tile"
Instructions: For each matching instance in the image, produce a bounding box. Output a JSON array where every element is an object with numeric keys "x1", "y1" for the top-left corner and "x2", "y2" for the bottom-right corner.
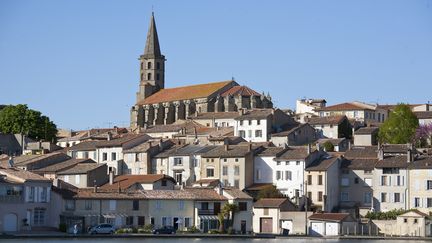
[
  {"x1": 344, "y1": 146, "x2": 378, "y2": 159},
  {"x1": 306, "y1": 156, "x2": 339, "y2": 171},
  {"x1": 340, "y1": 158, "x2": 377, "y2": 170},
  {"x1": 220, "y1": 86, "x2": 260, "y2": 97},
  {"x1": 57, "y1": 163, "x2": 105, "y2": 175},
  {"x1": 275, "y1": 147, "x2": 310, "y2": 161},
  {"x1": 375, "y1": 156, "x2": 409, "y2": 168},
  {"x1": 0, "y1": 167, "x2": 51, "y2": 182},
  {"x1": 317, "y1": 102, "x2": 375, "y2": 112},
  {"x1": 355, "y1": 127, "x2": 379, "y2": 135},
  {"x1": 223, "y1": 187, "x2": 252, "y2": 200},
  {"x1": 254, "y1": 198, "x2": 290, "y2": 208},
  {"x1": 100, "y1": 174, "x2": 175, "y2": 190},
  {"x1": 307, "y1": 115, "x2": 347, "y2": 125},
  {"x1": 33, "y1": 158, "x2": 95, "y2": 173},
  {"x1": 139, "y1": 81, "x2": 235, "y2": 105}
]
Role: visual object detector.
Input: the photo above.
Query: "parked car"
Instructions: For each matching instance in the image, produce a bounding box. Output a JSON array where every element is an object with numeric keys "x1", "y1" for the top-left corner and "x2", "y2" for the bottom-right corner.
[
  {"x1": 88, "y1": 224, "x2": 116, "y2": 234},
  {"x1": 152, "y1": 226, "x2": 176, "y2": 234}
]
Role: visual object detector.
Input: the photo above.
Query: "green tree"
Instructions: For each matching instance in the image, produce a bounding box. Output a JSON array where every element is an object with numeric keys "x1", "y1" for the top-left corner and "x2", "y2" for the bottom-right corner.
[
  {"x1": 257, "y1": 185, "x2": 285, "y2": 200},
  {"x1": 0, "y1": 104, "x2": 58, "y2": 142},
  {"x1": 322, "y1": 141, "x2": 334, "y2": 152},
  {"x1": 378, "y1": 104, "x2": 418, "y2": 144},
  {"x1": 222, "y1": 203, "x2": 238, "y2": 231}
]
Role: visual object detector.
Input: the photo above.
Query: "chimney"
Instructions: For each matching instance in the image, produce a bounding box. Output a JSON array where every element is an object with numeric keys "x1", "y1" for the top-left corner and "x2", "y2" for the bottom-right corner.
[
  {"x1": 248, "y1": 143, "x2": 252, "y2": 152},
  {"x1": 114, "y1": 126, "x2": 118, "y2": 134},
  {"x1": 87, "y1": 130, "x2": 91, "y2": 137},
  {"x1": 159, "y1": 139, "x2": 163, "y2": 151},
  {"x1": 93, "y1": 181, "x2": 98, "y2": 193},
  {"x1": 107, "y1": 132, "x2": 112, "y2": 141},
  {"x1": 225, "y1": 144, "x2": 229, "y2": 151},
  {"x1": 348, "y1": 140, "x2": 352, "y2": 150},
  {"x1": 148, "y1": 141, "x2": 152, "y2": 148},
  {"x1": 378, "y1": 146, "x2": 384, "y2": 160},
  {"x1": 307, "y1": 144, "x2": 311, "y2": 155},
  {"x1": 407, "y1": 148, "x2": 413, "y2": 163},
  {"x1": 109, "y1": 171, "x2": 114, "y2": 185},
  {"x1": 238, "y1": 108, "x2": 244, "y2": 116}
]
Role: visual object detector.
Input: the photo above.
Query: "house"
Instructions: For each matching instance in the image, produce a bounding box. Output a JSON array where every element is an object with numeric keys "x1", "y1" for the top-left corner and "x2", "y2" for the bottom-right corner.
[
  {"x1": 354, "y1": 127, "x2": 379, "y2": 146},
  {"x1": 339, "y1": 158, "x2": 376, "y2": 217},
  {"x1": 308, "y1": 213, "x2": 357, "y2": 236},
  {"x1": 12, "y1": 152, "x2": 71, "y2": 171},
  {"x1": 270, "y1": 123, "x2": 317, "y2": 146},
  {"x1": 24, "y1": 141, "x2": 62, "y2": 155},
  {"x1": 200, "y1": 144, "x2": 261, "y2": 189},
  {"x1": 373, "y1": 209, "x2": 432, "y2": 237},
  {"x1": 56, "y1": 127, "x2": 129, "y2": 148},
  {"x1": 305, "y1": 155, "x2": 341, "y2": 212},
  {"x1": 191, "y1": 112, "x2": 239, "y2": 128},
  {"x1": 123, "y1": 139, "x2": 173, "y2": 175},
  {"x1": 67, "y1": 141, "x2": 99, "y2": 161},
  {"x1": 0, "y1": 166, "x2": 54, "y2": 232},
  {"x1": 252, "y1": 198, "x2": 298, "y2": 234},
  {"x1": 308, "y1": 115, "x2": 352, "y2": 139},
  {"x1": 317, "y1": 101, "x2": 387, "y2": 125},
  {"x1": 234, "y1": 109, "x2": 296, "y2": 142},
  {"x1": 33, "y1": 158, "x2": 95, "y2": 180},
  {"x1": 57, "y1": 163, "x2": 108, "y2": 188},
  {"x1": 408, "y1": 156, "x2": 432, "y2": 213},
  {"x1": 100, "y1": 174, "x2": 176, "y2": 190},
  {"x1": 0, "y1": 134, "x2": 32, "y2": 156},
  {"x1": 316, "y1": 138, "x2": 349, "y2": 152},
  {"x1": 173, "y1": 126, "x2": 234, "y2": 145},
  {"x1": 95, "y1": 133, "x2": 152, "y2": 175},
  {"x1": 415, "y1": 111, "x2": 432, "y2": 126},
  {"x1": 295, "y1": 98, "x2": 326, "y2": 123},
  {"x1": 142, "y1": 120, "x2": 205, "y2": 139}
]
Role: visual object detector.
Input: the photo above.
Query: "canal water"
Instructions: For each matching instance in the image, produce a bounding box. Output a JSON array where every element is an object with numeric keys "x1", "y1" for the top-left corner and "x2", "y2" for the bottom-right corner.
[{"x1": 0, "y1": 238, "x2": 430, "y2": 243}]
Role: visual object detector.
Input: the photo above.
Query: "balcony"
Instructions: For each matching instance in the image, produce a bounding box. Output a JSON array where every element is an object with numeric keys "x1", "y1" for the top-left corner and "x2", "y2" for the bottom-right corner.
[
  {"x1": 0, "y1": 195, "x2": 24, "y2": 203},
  {"x1": 198, "y1": 209, "x2": 216, "y2": 215}
]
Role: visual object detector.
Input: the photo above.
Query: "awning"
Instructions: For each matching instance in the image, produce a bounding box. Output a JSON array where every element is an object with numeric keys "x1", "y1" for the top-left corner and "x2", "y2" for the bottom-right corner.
[{"x1": 199, "y1": 215, "x2": 218, "y2": 220}]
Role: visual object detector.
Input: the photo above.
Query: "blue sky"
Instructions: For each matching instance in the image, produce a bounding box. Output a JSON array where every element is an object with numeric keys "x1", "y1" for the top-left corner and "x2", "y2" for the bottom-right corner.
[{"x1": 1, "y1": 0, "x2": 431, "y2": 130}]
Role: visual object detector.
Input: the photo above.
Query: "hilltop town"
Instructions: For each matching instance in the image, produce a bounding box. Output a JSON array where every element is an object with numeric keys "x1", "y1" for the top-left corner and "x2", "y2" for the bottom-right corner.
[{"x1": 1, "y1": 14, "x2": 432, "y2": 238}]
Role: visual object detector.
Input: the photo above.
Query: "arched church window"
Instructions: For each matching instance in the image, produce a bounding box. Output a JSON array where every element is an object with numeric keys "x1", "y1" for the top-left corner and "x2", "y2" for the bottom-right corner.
[
  {"x1": 156, "y1": 62, "x2": 160, "y2": 70},
  {"x1": 147, "y1": 62, "x2": 152, "y2": 69},
  {"x1": 147, "y1": 73, "x2": 152, "y2": 80}
]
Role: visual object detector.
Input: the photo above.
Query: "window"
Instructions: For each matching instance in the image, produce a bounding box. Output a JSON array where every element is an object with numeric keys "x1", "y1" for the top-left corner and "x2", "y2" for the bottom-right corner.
[
  {"x1": 308, "y1": 175, "x2": 312, "y2": 185},
  {"x1": 109, "y1": 200, "x2": 116, "y2": 211},
  {"x1": 238, "y1": 202, "x2": 247, "y2": 211},
  {"x1": 341, "y1": 192, "x2": 349, "y2": 202},
  {"x1": 193, "y1": 159, "x2": 199, "y2": 167},
  {"x1": 394, "y1": 193, "x2": 401, "y2": 203},
  {"x1": 364, "y1": 192, "x2": 372, "y2": 204},
  {"x1": 161, "y1": 180, "x2": 167, "y2": 186},
  {"x1": 223, "y1": 179, "x2": 229, "y2": 186},
  {"x1": 156, "y1": 201, "x2": 162, "y2": 210},
  {"x1": 239, "y1": 130, "x2": 245, "y2": 138},
  {"x1": 285, "y1": 171, "x2": 292, "y2": 180},
  {"x1": 256, "y1": 169, "x2": 261, "y2": 180},
  {"x1": 179, "y1": 201, "x2": 185, "y2": 210},
  {"x1": 111, "y1": 152, "x2": 116, "y2": 161},
  {"x1": 206, "y1": 168, "x2": 214, "y2": 177},
  {"x1": 40, "y1": 187, "x2": 47, "y2": 202},
  {"x1": 162, "y1": 217, "x2": 168, "y2": 226},
  {"x1": 263, "y1": 208, "x2": 269, "y2": 215},
  {"x1": 235, "y1": 158, "x2": 238, "y2": 162},
  {"x1": 404, "y1": 218, "x2": 408, "y2": 223},
  {"x1": 65, "y1": 200, "x2": 75, "y2": 211},
  {"x1": 156, "y1": 62, "x2": 160, "y2": 70},
  {"x1": 414, "y1": 219, "x2": 418, "y2": 224},
  {"x1": 85, "y1": 200, "x2": 92, "y2": 210},
  {"x1": 135, "y1": 153, "x2": 139, "y2": 162},
  {"x1": 126, "y1": 216, "x2": 134, "y2": 225},
  {"x1": 415, "y1": 197, "x2": 421, "y2": 207},
  {"x1": 255, "y1": 130, "x2": 262, "y2": 138},
  {"x1": 174, "y1": 157, "x2": 183, "y2": 166},
  {"x1": 151, "y1": 217, "x2": 155, "y2": 225},
  {"x1": 138, "y1": 216, "x2": 145, "y2": 226},
  {"x1": 296, "y1": 161, "x2": 300, "y2": 165},
  {"x1": 147, "y1": 62, "x2": 152, "y2": 69},
  {"x1": 248, "y1": 130, "x2": 252, "y2": 138},
  {"x1": 427, "y1": 180, "x2": 432, "y2": 190},
  {"x1": 381, "y1": 193, "x2": 387, "y2": 202},
  {"x1": 276, "y1": 171, "x2": 282, "y2": 180},
  {"x1": 156, "y1": 73, "x2": 160, "y2": 80},
  {"x1": 276, "y1": 161, "x2": 281, "y2": 166},
  {"x1": 64, "y1": 176, "x2": 69, "y2": 183},
  {"x1": 33, "y1": 208, "x2": 46, "y2": 225},
  {"x1": 354, "y1": 178, "x2": 359, "y2": 184},
  {"x1": 307, "y1": 191, "x2": 312, "y2": 199},
  {"x1": 222, "y1": 166, "x2": 228, "y2": 176},
  {"x1": 147, "y1": 73, "x2": 152, "y2": 80},
  {"x1": 234, "y1": 166, "x2": 240, "y2": 176},
  {"x1": 201, "y1": 202, "x2": 209, "y2": 210},
  {"x1": 318, "y1": 175, "x2": 323, "y2": 185},
  {"x1": 102, "y1": 153, "x2": 108, "y2": 161},
  {"x1": 133, "y1": 200, "x2": 139, "y2": 210},
  {"x1": 83, "y1": 151, "x2": 89, "y2": 159},
  {"x1": 381, "y1": 176, "x2": 388, "y2": 186},
  {"x1": 257, "y1": 120, "x2": 261, "y2": 125},
  {"x1": 341, "y1": 178, "x2": 349, "y2": 186},
  {"x1": 428, "y1": 198, "x2": 432, "y2": 208},
  {"x1": 234, "y1": 180, "x2": 239, "y2": 189},
  {"x1": 396, "y1": 176, "x2": 402, "y2": 186},
  {"x1": 248, "y1": 120, "x2": 252, "y2": 125},
  {"x1": 223, "y1": 158, "x2": 227, "y2": 162},
  {"x1": 318, "y1": 191, "x2": 323, "y2": 202},
  {"x1": 175, "y1": 172, "x2": 182, "y2": 184},
  {"x1": 285, "y1": 161, "x2": 289, "y2": 165}
]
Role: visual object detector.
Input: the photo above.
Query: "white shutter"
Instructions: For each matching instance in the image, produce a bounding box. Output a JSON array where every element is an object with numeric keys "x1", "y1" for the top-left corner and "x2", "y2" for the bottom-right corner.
[
  {"x1": 35, "y1": 187, "x2": 40, "y2": 203},
  {"x1": 25, "y1": 186, "x2": 30, "y2": 202},
  {"x1": 401, "y1": 193, "x2": 404, "y2": 203},
  {"x1": 75, "y1": 175, "x2": 80, "y2": 185}
]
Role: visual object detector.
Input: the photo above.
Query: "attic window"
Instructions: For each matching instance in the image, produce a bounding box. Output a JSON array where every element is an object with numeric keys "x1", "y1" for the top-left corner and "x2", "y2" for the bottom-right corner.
[{"x1": 161, "y1": 180, "x2": 167, "y2": 186}]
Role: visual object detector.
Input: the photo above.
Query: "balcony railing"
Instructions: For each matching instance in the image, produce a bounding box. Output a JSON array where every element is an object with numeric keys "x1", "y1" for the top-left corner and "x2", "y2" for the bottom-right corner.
[
  {"x1": 0, "y1": 195, "x2": 24, "y2": 203},
  {"x1": 198, "y1": 209, "x2": 216, "y2": 215}
]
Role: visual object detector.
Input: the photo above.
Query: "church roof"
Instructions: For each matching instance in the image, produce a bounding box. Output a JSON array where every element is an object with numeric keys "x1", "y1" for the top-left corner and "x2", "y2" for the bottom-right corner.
[
  {"x1": 139, "y1": 80, "x2": 236, "y2": 105},
  {"x1": 221, "y1": 86, "x2": 260, "y2": 97},
  {"x1": 143, "y1": 13, "x2": 163, "y2": 58}
]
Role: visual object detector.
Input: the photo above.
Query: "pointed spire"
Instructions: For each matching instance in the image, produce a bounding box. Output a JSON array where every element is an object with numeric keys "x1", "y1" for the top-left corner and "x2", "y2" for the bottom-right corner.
[{"x1": 143, "y1": 12, "x2": 162, "y2": 58}]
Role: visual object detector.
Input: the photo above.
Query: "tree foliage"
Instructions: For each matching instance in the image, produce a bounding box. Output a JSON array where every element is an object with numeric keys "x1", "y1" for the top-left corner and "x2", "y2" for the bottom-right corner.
[
  {"x1": 415, "y1": 124, "x2": 432, "y2": 147},
  {"x1": 0, "y1": 104, "x2": 58, "y2": 142},
  {"x1": 257, "y1": 185, "x2": 285, "y2": 200},
  {"x1": 322, "y1": 141, "x2": 335, "y2": 152},
  {"x1": 378, "y1": 104, "x2": 418, "y2": 144},
  {"x1": 365, "y1": 208, "x2": 410, "y2": 220}
]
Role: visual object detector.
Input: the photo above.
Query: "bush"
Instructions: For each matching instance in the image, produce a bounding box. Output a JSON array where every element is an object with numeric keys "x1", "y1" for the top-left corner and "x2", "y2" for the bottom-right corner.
[
  {"x1": 187, "y1": 226, "x2": 200, "y2": 233},
  {"x1": 366, "y1": 208, "x2": 408, "y2": 220},
  {"x1": 208, "y1": 229, "x2": 220, "y2": 234},
  {"x1": 115, "y1": 228, "x2": 133, "y2": 234},
  {"x1": 132, "y1": 228, "x2": 138, "y2": 233},
  {"x1": 323, "y1": 141, "x2": 334, "y2": 152},
  {"x1": 227, "y1": 227, "x2": 234, "y2": 235},
  {"x1": 59, "y1": 223, "x2": 67, "y2": 232}
]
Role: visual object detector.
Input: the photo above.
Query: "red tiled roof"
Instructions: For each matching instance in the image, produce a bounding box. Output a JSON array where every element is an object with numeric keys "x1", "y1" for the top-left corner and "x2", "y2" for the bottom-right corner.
[
  {"x1": 254, "y1": 198, "x2": 290, "y2": 208},
  {"x1": 221, "y1": 86, "x2": 260, "y2": 97},
  {"x1": 100, "y1": 174, "x2": 176, "y2": 190},
  {"x1": 307, "y1": 115, "x2": 347, "y2": 125},
  {"x1": 139, "y1": 81, "x2": 235, "y2": 105},
  {"x1": 318, "y1": 102, "x2": 374, "y2": 111}
]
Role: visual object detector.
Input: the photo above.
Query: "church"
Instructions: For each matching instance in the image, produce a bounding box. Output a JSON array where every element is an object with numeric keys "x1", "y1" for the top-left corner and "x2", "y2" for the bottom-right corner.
[{"x1": 130, "y1": 14, "x2": 273, "y2": 129}]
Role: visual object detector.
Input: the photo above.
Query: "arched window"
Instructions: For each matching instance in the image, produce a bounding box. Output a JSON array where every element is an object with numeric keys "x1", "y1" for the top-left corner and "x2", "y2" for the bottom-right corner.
[
  {"x1": 147, "y1": 73, "x2": 152, "y2": 80},
  {"x1": 156, "y1": 62, "x2": 160, "y2": 70},
  {"x1": 147, "y1": 62, "x2": 152, "y2": 69}
]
